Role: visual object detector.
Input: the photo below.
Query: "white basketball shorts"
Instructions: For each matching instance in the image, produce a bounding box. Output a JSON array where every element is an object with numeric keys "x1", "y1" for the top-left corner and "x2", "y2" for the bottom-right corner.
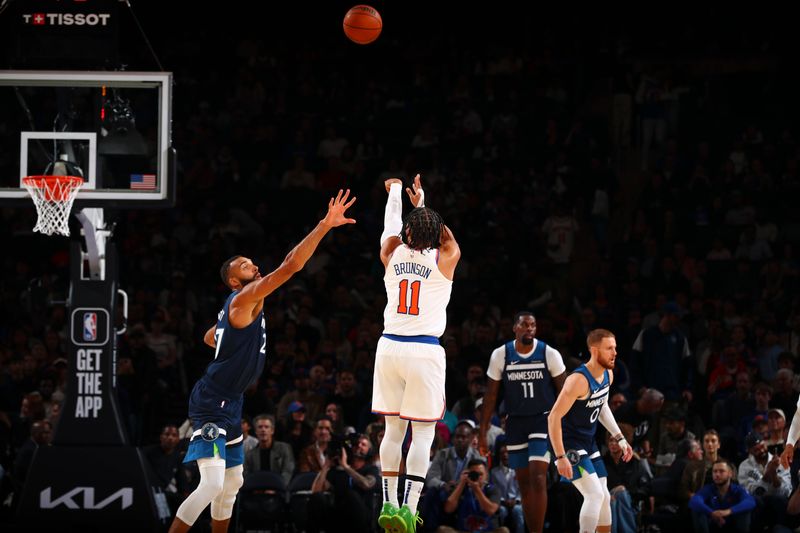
[{"x1": 371, "y1": 335, "x2": 446, "y2": 421}]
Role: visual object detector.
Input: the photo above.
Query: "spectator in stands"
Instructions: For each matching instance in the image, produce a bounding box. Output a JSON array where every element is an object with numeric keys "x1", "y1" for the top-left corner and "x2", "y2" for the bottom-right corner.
[
  {"x1": 142, "y1": 424, "x2": 186, "y2": 514},
  {"x1": 682, "y1": 429, "x2": 724, "y2": 501},
  {"x1": 609, "y1": 392, "x2": 627, "y2": 413},
  {"x1": 707, "y1": 346, "x2": 745, "y2": 403},
  {"x1": 689, "y1": 459, "x2": 755, "y2": 532},
  {"x1": 326, "y1": 369, "x2": 364, "y2": 431},
  {"x1": 603, "y1": 430, "x2": 652, "y2": 531},
  {"x1": 452, "y1": 376, "x2": 487, "y2": 421},
  {"x1": 656, "y1": 406, "x2": 695, "y2": 470},
  {"x1": 298, "y1": 416, "x2": 334, "y2": 473},
  {"x1": 277, "y1": 368, "x2": 325, "y2": 424},
  {"x1": 715, "y1": 371, "x2": 753, "y2": 457},
  {"x1": 489, "y1": 441, "x2": 523, "y2": 533},
  {"x1": 630, "y1": 302, "x2": 693, "y2": 403},
  {"x1": 243, "y1": 414, "x2": 294, "y2": 485},
  {"x1": 425, "y1": 420, "x2": 483, "y2": 529},
  {"x1": 771, "y1": 369, "x2": 798, "y2": 419},
  {"x1": 309, "y1": 433, "x2": 378, "y2": 533},
  {"x1": 241, "y1": 416, "x2": 258, "y2": 455},
  {"x1": 437, "y1": 458, "x2": 509, "y2": 533},
  {"x1": 738, "y1": 383, "x2": 771, "y2": 452},
  {"x1": 325, "y1": 402, "x2": 355, "y2": 436},
  {"x1": 662, "y1": 438, "x2": 702, "y2": 504},
  {"x1": 765, "y1": 408, "x2": 787, "y2": 456},
  {"x1": 616, "y1": 388, "x2": 664, "y2": 461},
  {"x1": 11, "y1": 420, "x2": 51, "y2": 503},
  {"x1": 277, "y1": 400, "x2": 313, "y2": 460},
  {"x1": 737, "y1": 431, "x2": 791, "y2": 532}
]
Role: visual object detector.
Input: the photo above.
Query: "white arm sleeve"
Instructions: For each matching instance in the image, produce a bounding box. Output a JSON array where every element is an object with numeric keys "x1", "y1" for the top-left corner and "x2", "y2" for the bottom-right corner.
[
  {"x1": 380, "y1": 183, "x2": 403, "y2": 245},
  {"x1": 598, "y1": 402, "x2": 623, "y2": 438},
  {"x1": 786, "y1": 396, "x2": 800, "y2": 446}
]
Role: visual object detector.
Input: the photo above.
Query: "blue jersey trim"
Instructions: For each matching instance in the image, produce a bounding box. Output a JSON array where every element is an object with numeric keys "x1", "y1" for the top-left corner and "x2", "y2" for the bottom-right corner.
[{"x1": 382, "y1": 334, "x2": 439, "y2": 345}]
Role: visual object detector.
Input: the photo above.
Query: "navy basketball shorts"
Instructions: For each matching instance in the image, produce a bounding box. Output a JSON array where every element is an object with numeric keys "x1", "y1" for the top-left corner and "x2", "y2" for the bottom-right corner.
[
  {"x1": 505, "y1": 413, "x2": 551, "y2": 469},
  {"x1": 183, "y1": 378, "x2": 245, "y2": 468}
]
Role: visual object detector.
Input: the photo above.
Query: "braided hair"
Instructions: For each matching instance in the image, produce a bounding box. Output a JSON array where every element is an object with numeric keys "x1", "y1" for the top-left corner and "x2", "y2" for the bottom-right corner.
[{"x1": 402, "y1": 207, "x2": 444, "y2": 250}]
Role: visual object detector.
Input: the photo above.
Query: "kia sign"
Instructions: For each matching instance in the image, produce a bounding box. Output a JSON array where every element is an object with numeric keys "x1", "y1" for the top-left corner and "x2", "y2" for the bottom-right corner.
[
  {"x1": 19, "y1": 446, "x2": 167, "y2": 531},
  {"x1": 40, "y1": 487, "x2": 133, "y2": 510}
]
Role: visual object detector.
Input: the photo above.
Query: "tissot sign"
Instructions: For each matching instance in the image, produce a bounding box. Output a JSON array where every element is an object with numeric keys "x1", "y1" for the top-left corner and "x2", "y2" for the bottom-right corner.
[
  {"x1": 22, "y1": 12, "x2": 112, "y2": 26},
  {"x1": 6, "y1": 0, "x2": 120, "y2": 68}
]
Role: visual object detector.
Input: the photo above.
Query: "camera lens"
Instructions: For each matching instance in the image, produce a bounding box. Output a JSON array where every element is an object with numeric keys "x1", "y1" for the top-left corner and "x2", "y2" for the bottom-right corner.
[{"x1": 467, "y1": 471, "x2": 480, "y2": 481}]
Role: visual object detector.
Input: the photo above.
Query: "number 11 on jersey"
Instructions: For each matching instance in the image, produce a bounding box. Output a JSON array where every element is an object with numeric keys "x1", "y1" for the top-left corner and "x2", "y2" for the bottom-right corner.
[{"x1": 397, "y1": 279, "x2": 421, "y2": 315}]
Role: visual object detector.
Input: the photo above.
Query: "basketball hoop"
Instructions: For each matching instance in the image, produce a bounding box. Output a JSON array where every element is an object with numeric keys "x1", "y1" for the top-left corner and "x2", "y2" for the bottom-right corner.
[{"x1": 22, "y1": 175, "x2": 83, "y2": 236}]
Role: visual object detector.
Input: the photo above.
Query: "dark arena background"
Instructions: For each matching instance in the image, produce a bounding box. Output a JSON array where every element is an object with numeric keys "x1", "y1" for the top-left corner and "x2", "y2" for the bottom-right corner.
[{"x1": 1, "y1": 1, "x2": 799, "y2": 532}]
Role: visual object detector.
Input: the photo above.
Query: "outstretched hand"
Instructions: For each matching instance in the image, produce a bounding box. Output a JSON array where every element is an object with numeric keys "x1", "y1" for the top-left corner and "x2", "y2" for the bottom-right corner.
[
  {"x1": 322, "y1": 189, "x2": 357, "y2": 227},
  {"x1": 405, "y1": 174, "x2": 424, "y2": 207}
]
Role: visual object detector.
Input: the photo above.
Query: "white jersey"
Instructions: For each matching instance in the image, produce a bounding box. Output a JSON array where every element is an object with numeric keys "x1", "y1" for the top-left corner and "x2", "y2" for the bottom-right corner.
[{"x1": 383, "y1": 244, "x2": 452, "y2": 337}]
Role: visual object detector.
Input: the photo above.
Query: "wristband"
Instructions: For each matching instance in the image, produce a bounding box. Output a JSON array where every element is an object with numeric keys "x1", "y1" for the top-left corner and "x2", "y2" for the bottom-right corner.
[{"x1": 556, "y1": 454, "x2": 567, "y2": 460}]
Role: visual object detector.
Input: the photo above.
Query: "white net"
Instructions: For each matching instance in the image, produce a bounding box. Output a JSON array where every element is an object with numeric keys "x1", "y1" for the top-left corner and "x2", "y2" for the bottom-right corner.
[{"x1": 22, "y1": 176, "x2": 83, "y2": 236}]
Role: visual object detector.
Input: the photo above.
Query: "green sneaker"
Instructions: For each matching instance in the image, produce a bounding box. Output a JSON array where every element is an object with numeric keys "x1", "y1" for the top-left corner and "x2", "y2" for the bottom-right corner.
[
  {"x1": 378, "y1": 502, "x2": 399, "y2": 532},
  {"x1": 389, "y1": 505, "x2": 422, "y2": 533}
]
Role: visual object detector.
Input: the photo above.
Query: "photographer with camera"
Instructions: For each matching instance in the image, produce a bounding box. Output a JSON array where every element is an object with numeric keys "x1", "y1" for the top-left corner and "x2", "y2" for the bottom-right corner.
[
  {"x1": 437, "y1": 458, "x2": 509, "y2": 533},
  {"x1": 309, "y1": 433, "x2": 379, "y2": 533}
]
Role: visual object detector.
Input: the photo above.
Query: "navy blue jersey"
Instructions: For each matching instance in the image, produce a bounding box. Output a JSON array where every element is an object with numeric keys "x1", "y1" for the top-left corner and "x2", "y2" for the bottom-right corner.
[
  {"x1": 203, "y1": 291, "x2": 266, "y2": 395},
  {"x1": 562, "y1": 365, "x2": 610, "y2": 452},
  {"x1": 501, "y1": 340, "x2": 556, "y2": 416}
]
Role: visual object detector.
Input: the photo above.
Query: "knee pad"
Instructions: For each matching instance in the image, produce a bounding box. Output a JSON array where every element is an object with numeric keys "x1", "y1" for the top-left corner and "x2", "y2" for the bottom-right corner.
[
  {"x1": 211, "y1": 464, "x2": 244, "y2": 521},
  {"x1": 406, "y1": 421, "x2": 436, "y2": 477},
  {"x1": 176, "y1": 457, "x2": 226, "y2": 525},
  {"x1": 572, "y1": 473, "x2": 605, "y2": 532},
  {"x1": 598, "y1": 477, "x2": 612, "y2": 526}
]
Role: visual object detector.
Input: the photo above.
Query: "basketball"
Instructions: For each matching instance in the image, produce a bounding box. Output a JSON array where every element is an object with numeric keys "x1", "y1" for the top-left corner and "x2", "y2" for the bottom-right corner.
[{"x1": 343, "y1": 5, "x2": 382, "y2": 45}]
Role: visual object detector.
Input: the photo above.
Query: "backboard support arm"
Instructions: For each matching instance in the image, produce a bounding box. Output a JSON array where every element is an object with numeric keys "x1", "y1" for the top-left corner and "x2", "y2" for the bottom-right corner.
[{"x1": 75, "y1": 207, "x2": 109, "y2": 280}]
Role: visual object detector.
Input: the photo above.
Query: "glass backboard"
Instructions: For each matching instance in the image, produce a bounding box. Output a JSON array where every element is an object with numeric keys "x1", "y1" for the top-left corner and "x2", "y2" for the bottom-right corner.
[{"x1": 0, "y1": 70, "x2": 174, "y2": 208}]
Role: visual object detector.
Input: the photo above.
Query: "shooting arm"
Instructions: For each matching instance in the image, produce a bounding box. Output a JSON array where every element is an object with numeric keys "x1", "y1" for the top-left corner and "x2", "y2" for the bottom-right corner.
[{"x1": 380, "y1": 182, "x2": 403, "y2": 245}]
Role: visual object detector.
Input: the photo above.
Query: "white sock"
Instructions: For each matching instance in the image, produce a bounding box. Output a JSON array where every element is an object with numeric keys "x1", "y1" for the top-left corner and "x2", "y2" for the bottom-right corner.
[
  {"x1": 383, "y1": 476, "x2": 399, "y2": 506},
  {"x1": 403, "y1": 476, "x2": 424, "y2": 514}
]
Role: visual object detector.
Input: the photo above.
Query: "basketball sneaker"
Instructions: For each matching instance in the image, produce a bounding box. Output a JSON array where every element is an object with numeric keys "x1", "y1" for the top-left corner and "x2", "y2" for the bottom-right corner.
[
  {"x1": 390, "y1": 504, "x2": 422, "y2": 533},
  {"x1": 378, "y1": 502, "x2": 399, "y2": 532}
]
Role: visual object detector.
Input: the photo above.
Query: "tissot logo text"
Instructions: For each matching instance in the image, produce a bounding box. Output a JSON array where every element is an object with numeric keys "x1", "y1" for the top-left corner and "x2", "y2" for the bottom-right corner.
[{"x1": 22, "y1": 13, "x2": 111, "y2": 26}]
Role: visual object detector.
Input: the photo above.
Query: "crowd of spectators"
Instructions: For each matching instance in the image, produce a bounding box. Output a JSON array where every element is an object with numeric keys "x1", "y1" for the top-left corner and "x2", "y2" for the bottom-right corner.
[{"x1": 1, "y1": 7, "x2": 799, "y2": 532}]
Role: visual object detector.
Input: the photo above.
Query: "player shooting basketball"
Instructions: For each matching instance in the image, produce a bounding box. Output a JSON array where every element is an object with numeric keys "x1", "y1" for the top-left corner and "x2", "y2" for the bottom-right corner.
[
  {"x1": 372, "y1": 175, "x2": 460, "y2": 533},
  {"x1": 168, "y1": 190, "x2": 356, "y2": 533}
]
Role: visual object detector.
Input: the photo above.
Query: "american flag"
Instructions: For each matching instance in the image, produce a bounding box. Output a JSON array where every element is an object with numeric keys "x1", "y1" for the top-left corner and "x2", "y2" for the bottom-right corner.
[{"x1": 130, "y1": 174, "x2": 156, "y2": 190}]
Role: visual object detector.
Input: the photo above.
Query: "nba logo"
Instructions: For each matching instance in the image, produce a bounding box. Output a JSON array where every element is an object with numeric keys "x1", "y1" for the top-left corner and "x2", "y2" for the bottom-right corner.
[{"x1": 83, "y1": 312, "x2": 97, "y2": 342}]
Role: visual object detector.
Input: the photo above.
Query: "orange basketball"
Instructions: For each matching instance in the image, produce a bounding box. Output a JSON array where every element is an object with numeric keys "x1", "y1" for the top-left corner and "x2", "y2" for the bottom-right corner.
[{"x1": 343, "y1": 5, "x2": 382, "y2": 45}]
